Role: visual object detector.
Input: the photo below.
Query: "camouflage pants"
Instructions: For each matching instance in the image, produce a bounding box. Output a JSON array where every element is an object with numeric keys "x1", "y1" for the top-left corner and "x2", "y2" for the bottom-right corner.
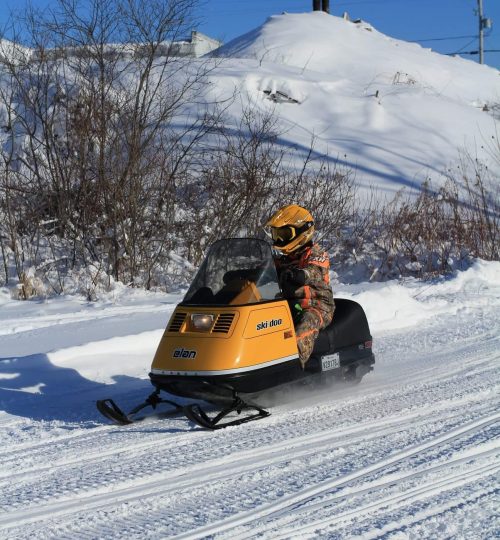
[{"x1": 295, "y1": 308, "x2": 333, "y2": 368}]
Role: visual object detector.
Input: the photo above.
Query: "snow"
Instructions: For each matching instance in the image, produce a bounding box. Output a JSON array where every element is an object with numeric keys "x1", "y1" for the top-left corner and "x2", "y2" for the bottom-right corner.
[
  {"x1": 209, "y1": 12, "x2": 500, "y2": 196},
  {"x1": 1, "y1": 261, "x2": 499, "y2": 538},
  {"x1": 1, "y1": 11, "x2": 499, "y2": 538}
]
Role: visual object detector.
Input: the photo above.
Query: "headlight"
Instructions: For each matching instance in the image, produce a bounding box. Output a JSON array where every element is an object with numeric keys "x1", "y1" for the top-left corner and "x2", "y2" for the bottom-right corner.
[{"x1": 191, "y1": 313, "x2": 214, "y2": 331}]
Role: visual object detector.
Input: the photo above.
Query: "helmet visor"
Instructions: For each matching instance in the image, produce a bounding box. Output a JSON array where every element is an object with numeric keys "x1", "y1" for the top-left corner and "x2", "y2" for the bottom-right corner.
[{"x1": 271, "y1": 226, "x2": 296, "y2": 246}]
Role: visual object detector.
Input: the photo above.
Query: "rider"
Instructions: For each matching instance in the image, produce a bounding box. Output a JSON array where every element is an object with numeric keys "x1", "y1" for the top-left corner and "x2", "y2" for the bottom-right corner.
[{"x1": 265, "y1": 204, "x2": 335, "y2": 368}]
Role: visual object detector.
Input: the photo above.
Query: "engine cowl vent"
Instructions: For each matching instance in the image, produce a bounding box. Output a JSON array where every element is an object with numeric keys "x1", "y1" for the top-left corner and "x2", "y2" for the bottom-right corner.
[
  {"x1": 168, "y1": 312, "x2": 186, "y2": 332},
  {"x1": 212, "y1": 313, "x2": 235, "y2": 333}
]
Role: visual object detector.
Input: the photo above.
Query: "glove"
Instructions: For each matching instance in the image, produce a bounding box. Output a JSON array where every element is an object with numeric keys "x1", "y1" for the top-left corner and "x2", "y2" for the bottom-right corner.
[{"x1": 281, "y1": 267, "x2": 308, "y2": 286}]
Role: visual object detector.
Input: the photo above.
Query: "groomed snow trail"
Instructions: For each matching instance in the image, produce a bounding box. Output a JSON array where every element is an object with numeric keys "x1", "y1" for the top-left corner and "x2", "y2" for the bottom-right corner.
[{"x1": 0, "y1": 270, "x2": 499, "y2": 539}]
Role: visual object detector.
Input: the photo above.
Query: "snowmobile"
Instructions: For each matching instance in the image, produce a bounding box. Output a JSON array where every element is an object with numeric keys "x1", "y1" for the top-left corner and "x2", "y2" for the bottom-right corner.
[{"x1": 97, "y1": 238, "x2": 375, "y2": 429}]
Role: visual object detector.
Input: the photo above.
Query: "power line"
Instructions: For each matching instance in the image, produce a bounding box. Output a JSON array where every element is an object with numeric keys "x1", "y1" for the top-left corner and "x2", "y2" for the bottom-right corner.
[
  {"x1": 334, "y1": 0, "x2": 425, "y2": 5},
  {"x1": 450, "y1": 49, "x2": 500, "y2": 55},
  {"x1": 448, "y1": 36, "x2": 479, "y2": 55},
  {"x1": 410, "y1": 34, "x2": 477, "y2": 43}
]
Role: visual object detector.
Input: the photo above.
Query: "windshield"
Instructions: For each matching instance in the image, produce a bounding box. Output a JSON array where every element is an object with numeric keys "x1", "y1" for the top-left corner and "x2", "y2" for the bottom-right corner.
[{"x1": 183, "y1": 238, "x2": 281, "y2": 306}]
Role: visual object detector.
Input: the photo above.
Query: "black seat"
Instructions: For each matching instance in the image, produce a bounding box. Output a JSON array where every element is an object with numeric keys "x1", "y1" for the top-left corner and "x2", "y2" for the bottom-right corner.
[{"x1": 312, "y1": 298, "x2": 372, "y2": 355}]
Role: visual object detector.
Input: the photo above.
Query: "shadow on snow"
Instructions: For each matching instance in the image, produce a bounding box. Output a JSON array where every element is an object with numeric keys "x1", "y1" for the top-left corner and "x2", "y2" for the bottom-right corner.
[{"x1": 0, "y1": 353, "x2": 153, "y2": 426}]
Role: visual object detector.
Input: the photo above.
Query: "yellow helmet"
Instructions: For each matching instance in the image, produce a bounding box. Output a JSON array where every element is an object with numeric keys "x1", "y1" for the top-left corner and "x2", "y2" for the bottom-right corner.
[{"x1": 265, "y1": 204, "x2": 315, "y2": 254}]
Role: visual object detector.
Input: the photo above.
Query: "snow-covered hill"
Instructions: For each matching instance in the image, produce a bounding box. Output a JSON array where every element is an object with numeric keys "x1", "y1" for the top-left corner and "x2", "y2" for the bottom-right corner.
[
  {"x1": 1, "y1": 12, "x2": 498, "y2": 198},
  {"x1": 209, "y1": 12, "x2": 500, "y2": 194},
  {"x1": 1, "y1": 262, "x2": 499, "y2": 537}
]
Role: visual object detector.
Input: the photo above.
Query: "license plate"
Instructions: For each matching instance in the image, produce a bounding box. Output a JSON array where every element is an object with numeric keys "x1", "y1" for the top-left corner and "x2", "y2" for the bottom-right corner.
[{"x1": 321, "y1": 353, "x2": 340, "y2": 371}]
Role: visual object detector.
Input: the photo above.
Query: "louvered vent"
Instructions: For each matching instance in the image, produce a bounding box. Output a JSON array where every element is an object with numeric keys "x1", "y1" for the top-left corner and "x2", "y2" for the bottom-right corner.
[
  {"x1": 168, "y1": 312, "x2": 186, "y2": 332},
  {"x1": 212, "y1": 313, "x2": 235, "y2": 333}
]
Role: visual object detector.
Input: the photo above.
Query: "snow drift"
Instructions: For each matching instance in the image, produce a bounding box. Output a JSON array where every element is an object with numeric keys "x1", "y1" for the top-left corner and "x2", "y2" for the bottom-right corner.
[{"x1": 210, "y1": 11, "x2": 500, "y2": 194}]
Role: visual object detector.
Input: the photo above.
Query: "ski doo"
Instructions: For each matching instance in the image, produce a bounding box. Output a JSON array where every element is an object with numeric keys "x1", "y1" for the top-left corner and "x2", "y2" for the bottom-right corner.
[{"x1": 97, "y1": 238, "x2": 375, "y2": 429}]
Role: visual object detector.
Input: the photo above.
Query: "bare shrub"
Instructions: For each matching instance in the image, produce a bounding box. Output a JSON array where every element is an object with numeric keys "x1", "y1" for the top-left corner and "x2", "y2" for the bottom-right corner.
[
  {"x1": 179, "y1": 104, "x2": 286, "y2": 263},
  {"x1": 0, "y1": 0, "x2": 220, "y2": 293},
  {"x1": 280, "y1": 145, "x2": 356, "y2": 251},
  {"x1": 14, "y1": 268, "x2": 46, "y2": 300},
  {"x1": 454, "y1": 157, "x2": 500, "y2": 260},
  {"x1": 336, "y1": 163, "x2": 499, "y2": 282},
  {"x1": 178, "y1": 106, "x2": 356, "y2": 265},
  {"x1": 1, "y1": 2, "x2": 497, "y2": 297}
]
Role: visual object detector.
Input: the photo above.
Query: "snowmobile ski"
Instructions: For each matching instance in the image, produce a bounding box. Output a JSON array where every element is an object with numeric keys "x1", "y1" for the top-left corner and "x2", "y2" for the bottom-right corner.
[
  {"x1": 184, "y1": 397, "x2": 270, "y2": 430},
  {"x1": 96, "y1": 389, "x2": 183, "y2": 425},
  {"x1": 97, "y1": 387, "x2": 270, "y2": 429}
]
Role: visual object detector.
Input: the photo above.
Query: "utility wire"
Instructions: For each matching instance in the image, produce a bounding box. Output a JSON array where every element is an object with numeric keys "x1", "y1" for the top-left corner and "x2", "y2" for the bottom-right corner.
[
  {"x1": 446, "y1": 28, "x2": 495, "y2": 56},
  {"x1": 410, "y1": 34, "x2": 477, "y2": 43},
  {"x1": 448, "y1": 37, "x2": 479, "y2": 55},
  {"x1": 334, "y1": 0, "x2": 425, "y2": 5},
  {"x1": 453, "y1": 49, "x2": 500, "y2": 55}
]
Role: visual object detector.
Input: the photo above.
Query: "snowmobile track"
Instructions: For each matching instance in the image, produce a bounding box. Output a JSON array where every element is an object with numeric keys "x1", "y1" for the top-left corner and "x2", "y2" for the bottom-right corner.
[
  {"x1": 0, "y1": 414, "x2": 500, "y2": 538},
  {"x1": 171, "y1": 412, "x2": 500, "y2": 539},
  {"x1": 0, "y1": 407, "x2": 474, "y2": 527},
  {"x1": 240, "y1": 448, "x2": 499, "y2": 539},
  {"x1": 1, "y1": 272, "x2": 499, "y2": 538}
]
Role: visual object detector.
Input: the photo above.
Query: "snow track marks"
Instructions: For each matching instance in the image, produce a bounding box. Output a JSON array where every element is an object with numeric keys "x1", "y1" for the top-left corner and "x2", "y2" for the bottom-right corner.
[{"x1": 1, "y1": 287, "x2": 499, "y2": 539}]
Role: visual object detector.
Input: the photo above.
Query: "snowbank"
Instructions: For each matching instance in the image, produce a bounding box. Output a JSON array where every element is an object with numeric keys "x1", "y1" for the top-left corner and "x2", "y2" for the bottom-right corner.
[
  {"x1": 210, "y1": 12, "x2": 500, "y2": 194},
  {"x1": 338, "y1": 260, "x2": 500, "y2": 333},
  {"x1": 217, "y1": 12, "x2": 499, "y2": 104}
]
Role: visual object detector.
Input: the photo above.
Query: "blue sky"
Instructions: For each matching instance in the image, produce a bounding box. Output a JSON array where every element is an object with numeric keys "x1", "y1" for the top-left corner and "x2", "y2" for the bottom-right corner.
[{"x1": 1, "y1": 0, "x2": 499, "y2": 69}]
